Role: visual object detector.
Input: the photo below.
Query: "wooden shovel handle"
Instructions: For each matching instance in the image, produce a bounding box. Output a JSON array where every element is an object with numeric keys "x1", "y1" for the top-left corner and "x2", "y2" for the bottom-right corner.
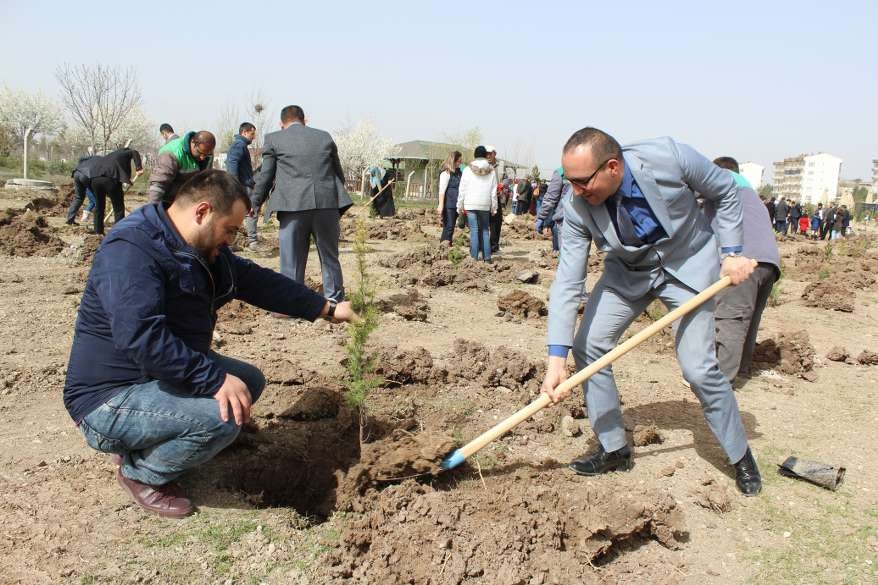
[
  {"x1": 365, "y1": 179, "x2": 396, "y2": 205},
  {"x1": 455, "y1": 275, "x2": 734, "y2": 461}
]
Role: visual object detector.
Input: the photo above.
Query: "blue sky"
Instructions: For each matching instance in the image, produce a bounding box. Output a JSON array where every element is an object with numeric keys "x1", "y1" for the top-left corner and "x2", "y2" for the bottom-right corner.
[{"x1": 2, "y1": 0, "x2": 875, "y2": 179}]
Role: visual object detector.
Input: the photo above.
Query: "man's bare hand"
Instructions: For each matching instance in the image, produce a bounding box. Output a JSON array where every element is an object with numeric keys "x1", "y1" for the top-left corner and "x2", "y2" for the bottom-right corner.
[
  {"x1": 214, "y1": 373, "x2": 252, "y2": 425},
  {"x1": 721, "y1": 255, "x2": 756, "y2": 285},
  {"x1": 325, "y1": 300, "x2": 359, "y2": 324},
  {"x1": 540, "y1": 356, "x2": 570, "y2": 404}
]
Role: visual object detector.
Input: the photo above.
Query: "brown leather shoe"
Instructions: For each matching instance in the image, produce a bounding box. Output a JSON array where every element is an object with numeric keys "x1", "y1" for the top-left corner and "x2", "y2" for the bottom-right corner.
[{"x1": 116, "y1": 469, "x2": 193, "y2": 518}]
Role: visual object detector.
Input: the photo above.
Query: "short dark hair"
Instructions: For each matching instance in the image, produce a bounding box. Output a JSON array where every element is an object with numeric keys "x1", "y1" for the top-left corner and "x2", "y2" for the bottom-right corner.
[
  {"x1": 159, "y1": 123, "x2": 174, "y2": 134},
  {"x1": 174, "y1": 170, "x2": 252, "y2": 215},
  {"x1": 280, "y1": 105, "x2": 305, "y2": 124},
  {"x1": 239, "y1": 122, "x2": 256, "y2": 134},
  {"x1": 563, "y1": 127, "x2": 623, "y2": 163},
  {"x1": 474, "y1": 146, "x2": 488, "y2": 158},
  {"x1": 713, "y1": 156, "x2": 740, "y2": 173}
]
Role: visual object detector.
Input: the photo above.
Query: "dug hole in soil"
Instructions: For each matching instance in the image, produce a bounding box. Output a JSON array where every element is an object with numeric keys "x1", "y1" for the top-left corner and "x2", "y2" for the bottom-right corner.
[{"x1": 193, "y1": 335, "x2": 694, "y2": 584}]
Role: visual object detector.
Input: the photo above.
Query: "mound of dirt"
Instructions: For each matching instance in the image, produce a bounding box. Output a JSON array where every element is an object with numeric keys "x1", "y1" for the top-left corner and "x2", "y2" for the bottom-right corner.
[
  {"x1": 802, "y1": 282, "x2": 854, "y2": 312},
  {"x1": 497, "y1": 289, "x2": 547, "y2": 318},
  {"x1": 0, "y1": 210, "x2": 66, "y2": 257},
  {"x1": 633, "y1": 423, "x2": 663, "y2": 446},
  {"x1": 693, "y1": 478, "x2": 733, "y2": 513},
  {"x1": 443, "y1": 339, "x2": 540, "y2": 389},
  {"x1": 752, "y1": 330, "x2": 817, "y2": 380},
  {"x1": 826, "y1": 346, "x2": 850, "y2": 362},
  {"x1": 326, "y1": 476, "x2": 686, "y2": 584},
  {"x1": 380, "y1": 246, "x2": 514, "y2": 291},
  {"x1": 501, "y1": 218, "x2": 538, "y2": 239},
  {"x1": 336, "y1": 429, "x2": 456, "y2": 507},
  {"x1": 535, "y1": 249, "x2": 559, "y2": 270},
  {"x1": 371, "y1": 346, "x2": 437, "y2": 387},
  {"x1": 215, "y1": 299, "x2": 267, "y2": 335},
  {"x1": 857, "y1": 350, "x2": 878, "y2": 365},
  {"x1": 61, "y1": 233, "x2": 104, "y2": 266},
  {"x1": 377, "y1": 288, "x2": 430, "y2": 321},
  {"x1": 342, "y1": 214, "x2": 432, "y2": 242},
  {"x1": 378, "y1": 245, "x2": 447, "y2": 270},
  {"x1": 534, "y1": 245, "x2": 603, "y2": 271}
]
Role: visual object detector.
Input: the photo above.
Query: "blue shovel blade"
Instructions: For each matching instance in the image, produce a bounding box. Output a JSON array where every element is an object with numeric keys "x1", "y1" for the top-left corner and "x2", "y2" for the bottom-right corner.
[{"x1": 440, "y1": 449, "x2": 466, "y2": 471}]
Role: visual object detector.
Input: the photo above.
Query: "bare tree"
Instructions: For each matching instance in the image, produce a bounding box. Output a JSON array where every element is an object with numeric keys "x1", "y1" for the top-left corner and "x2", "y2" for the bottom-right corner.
[
  {"x1": 55, "y1": 63, "x2": 142, "y2": 152},
  {"x1": 114, "y1": 107, "x2": 158, "y2": 153},
  {"x1": 215, "y1": 102, "x2": 241, "y2": 151},
  {"x1": 248, "y1": 90, "x2": 271, "y2": 149}
]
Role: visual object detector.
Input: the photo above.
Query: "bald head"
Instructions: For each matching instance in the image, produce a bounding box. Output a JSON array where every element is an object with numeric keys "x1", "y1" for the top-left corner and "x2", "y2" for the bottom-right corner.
[
  {"x1": 194, "y1": 131, "x2": 216, "y2": 148},
  {"x1": 189, "y1": 131, "x2": 216, "y2": 162}
]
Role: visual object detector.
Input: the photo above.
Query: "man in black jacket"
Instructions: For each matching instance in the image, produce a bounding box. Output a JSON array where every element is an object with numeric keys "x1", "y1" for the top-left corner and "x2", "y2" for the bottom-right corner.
[
  {"x1": 64, "y1": 170, "x2": 357, "y2": 518},
  {"x1": 88, "y1": 147, "x2": 144, "y2": 234},
  {"x1": 226, "y1": 122, "x2": 260, "y2": 248},
  {"x1": 65, "y1": 153, "x2": 97, "y2": 225}
]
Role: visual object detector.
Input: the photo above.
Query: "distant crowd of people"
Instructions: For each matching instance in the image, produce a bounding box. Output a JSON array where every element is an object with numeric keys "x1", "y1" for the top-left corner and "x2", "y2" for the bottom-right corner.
[{"x1": 764, "y1": 196, "x2": 851, "y2": 240}]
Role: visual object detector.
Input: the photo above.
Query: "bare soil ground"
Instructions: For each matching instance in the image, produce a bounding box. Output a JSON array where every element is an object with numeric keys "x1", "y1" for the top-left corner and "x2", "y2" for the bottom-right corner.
[{"x1": 1, "y1": 187, "x2": 876, "y2": 584}]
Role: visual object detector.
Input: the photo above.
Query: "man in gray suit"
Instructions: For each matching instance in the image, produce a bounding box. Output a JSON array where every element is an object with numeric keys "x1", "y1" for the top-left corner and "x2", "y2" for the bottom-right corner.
[
  {"x1": 541, "y1": 127, "x2": 762, "y2": 496},
  {"x1": 252, "y1": 105, "x2": 352, "y2": 301}
]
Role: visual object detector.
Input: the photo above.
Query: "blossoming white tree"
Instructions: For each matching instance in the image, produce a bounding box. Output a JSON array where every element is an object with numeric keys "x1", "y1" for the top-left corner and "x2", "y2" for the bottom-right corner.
[
  {"x1": 0, "y1": 87, "x2": 64, "y2": 178},
  {"x1": 334, "y1": 121, "x2": 399, "y2": 191}
]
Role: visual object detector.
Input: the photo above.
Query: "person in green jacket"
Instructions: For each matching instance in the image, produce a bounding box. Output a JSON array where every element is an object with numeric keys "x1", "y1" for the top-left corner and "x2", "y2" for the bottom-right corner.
[{"x1": 148, "y1": 130, "x2": 215, "y2": 203}]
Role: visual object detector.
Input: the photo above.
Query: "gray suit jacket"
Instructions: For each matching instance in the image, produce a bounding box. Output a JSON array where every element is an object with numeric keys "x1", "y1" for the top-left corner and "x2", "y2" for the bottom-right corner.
[
  {"x1": 547, "y1": 136, "x2": 743, "y2": 347},
  {"x1": 251, "y1": 123, "x2": 352, "y2": 216}
]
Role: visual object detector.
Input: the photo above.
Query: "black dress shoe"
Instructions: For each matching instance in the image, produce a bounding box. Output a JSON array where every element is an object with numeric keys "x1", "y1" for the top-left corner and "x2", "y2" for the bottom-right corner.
[
  {"x1": 65, "y1": 219, "x2": 78, "y2": 226},
  {"x1": 569, "y1": 444, "x2": 633, "y2": 476},
  {"x1": 734, "y1": 447, "x2": 762, "y2": 496}
]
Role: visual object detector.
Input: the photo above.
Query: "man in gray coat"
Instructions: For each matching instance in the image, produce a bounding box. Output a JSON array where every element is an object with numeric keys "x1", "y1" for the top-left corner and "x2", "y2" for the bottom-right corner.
[
  {"x1": 541, "y1": 127, "x2": 761, "y2": 496},
  {"x1": 251, "y1": 106, "x2": 352, "y2": 301},
  {"x1": 710, "y1": 157, "x2": 780, "y2": 384}
]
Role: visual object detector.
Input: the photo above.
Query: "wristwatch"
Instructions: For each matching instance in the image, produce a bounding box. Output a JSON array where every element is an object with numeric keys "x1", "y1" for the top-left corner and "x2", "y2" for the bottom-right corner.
[
  {"x1": 323, "y1": 299, "x2": 338, "y2": 321},
  {"x1": 720, "y1": 251, "x2": 739, "y2": 261}
]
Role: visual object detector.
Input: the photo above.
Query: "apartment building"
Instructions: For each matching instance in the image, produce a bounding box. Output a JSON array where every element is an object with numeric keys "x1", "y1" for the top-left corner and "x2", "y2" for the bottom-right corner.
[
  {"x1": 739, "y1": 162, "x2": 764, "y2": 190},
  {"x1": 772, "y1": 153, "x2": 842, "y2": 205}
]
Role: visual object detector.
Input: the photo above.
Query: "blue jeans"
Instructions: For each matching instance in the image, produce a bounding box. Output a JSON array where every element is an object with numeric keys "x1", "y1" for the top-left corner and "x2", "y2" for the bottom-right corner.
[
  {"x1": 77, "y1": 352, "x2": 266, "y2": 485},
  {"x1": 466, "y1": 210, "x2": 491, "y2": 261},
  {"x1": 85, "y1": 189, "x2": 96, "y2": 212}
]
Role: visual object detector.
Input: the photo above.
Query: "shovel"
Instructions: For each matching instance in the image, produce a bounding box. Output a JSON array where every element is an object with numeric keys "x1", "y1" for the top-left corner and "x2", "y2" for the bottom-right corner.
[
  {"x1": 365, "y1": 179, "x2": 396, "y2": 206},
  {"x1": 103, "y1": 175, "x2": 138, "y2": 223},
  {"x1": 441, "y1": 274, "x2": 738, "y2": 470}
]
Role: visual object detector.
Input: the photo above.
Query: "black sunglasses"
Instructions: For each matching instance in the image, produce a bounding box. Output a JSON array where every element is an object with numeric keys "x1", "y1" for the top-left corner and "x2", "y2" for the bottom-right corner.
[{"x1": 566, "y1": 158, "x2": 611, "y2": 189}]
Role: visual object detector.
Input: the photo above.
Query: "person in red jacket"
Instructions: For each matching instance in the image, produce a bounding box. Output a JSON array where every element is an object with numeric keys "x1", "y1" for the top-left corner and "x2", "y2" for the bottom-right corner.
[{"x1": 798, "y1": 214, "x2": 809, "y2": 236}]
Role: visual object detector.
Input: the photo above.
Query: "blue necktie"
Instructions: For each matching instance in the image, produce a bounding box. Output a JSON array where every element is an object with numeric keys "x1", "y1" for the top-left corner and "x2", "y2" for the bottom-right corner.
[{"x1": 614, "y1": 193, "x2": 642, "y2": 246}]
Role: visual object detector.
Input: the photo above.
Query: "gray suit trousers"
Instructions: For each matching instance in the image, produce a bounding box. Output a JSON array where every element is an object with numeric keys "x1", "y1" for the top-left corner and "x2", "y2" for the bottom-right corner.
[
  {"x1": 572, "y1": 270, "x2": 748, "y2": 464},
  {"x1": 715, "y1": 263, "x2": 779, "y2": 381},
  {"x1": 277, "y1": 209, "x2": 344, "y2": 301}
]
